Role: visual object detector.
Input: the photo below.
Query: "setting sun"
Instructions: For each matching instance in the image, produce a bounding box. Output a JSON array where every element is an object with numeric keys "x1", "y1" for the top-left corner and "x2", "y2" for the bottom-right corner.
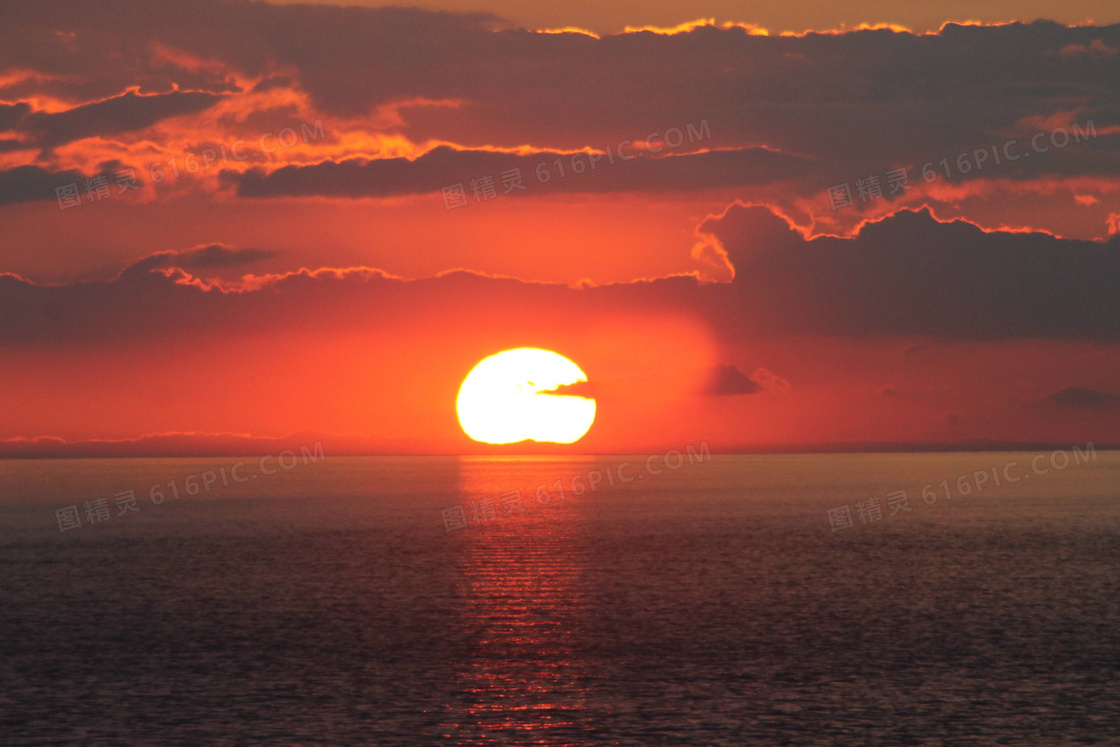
[{"x1": 456, "y1": 348, "x2": 597, "y2": 444}]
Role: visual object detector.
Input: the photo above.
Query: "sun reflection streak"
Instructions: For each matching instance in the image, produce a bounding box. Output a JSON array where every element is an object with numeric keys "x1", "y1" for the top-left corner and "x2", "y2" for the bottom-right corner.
[{"x1": 442, "y1": 460, "x2": 593, "y2": 745}]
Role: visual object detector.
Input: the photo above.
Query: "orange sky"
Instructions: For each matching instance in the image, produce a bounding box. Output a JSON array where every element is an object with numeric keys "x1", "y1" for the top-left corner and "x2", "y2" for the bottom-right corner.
[{"x1": 0, "y1": 0, "x2": 1117, "y2": 454}]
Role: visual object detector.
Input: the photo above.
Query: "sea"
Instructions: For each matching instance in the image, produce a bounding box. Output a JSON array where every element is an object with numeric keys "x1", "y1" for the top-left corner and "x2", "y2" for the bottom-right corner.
[{"x1": 1, "y1": 451, "x2": 1118, "y2": 745}]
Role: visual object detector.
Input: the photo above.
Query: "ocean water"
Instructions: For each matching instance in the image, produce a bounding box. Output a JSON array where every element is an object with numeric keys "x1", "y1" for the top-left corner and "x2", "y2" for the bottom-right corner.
[{"x1": 1, "y1": 452, "x2": 1118, "y2": 745}]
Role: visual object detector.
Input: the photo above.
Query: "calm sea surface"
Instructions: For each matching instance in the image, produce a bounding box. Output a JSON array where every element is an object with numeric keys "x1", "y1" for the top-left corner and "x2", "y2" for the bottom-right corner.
[{"x1": 1, "y1": 453, "x2": 1118, "y2": 745}]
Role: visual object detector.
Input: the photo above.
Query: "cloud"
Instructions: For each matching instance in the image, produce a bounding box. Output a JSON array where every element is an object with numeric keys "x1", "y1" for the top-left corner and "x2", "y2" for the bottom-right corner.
[
  {"x1": 0, "y1": 205, "x2": 1118, "y2": 346},
  {"x1": 121, "y1": 244, "x2": 281, "y2": 276},
  {"x1": 1047, "y1": 386, "x2": 1118, "y2": 407},
  {"x1": 0, "y1": 102, "x2": 31, "y2": 131},
  {"x1": 22, "y1": 90, "x2": 224, "y2": 149},
  {"x1": 225, "y1": 145, "x2": 811, "y2": 199},
  {"x1": 0, "y1": 2, "x2": 502, "y2": 113},
  {"x1": 702, "y1": 204, "x2": 1120, "y2": 341},
  {"x1": 0, "y1": 1, "x2": 1115, "y2": 241},
  {"x1": 0, "y1": 164, "x2": 114, "y2": 207},
  {"x1": 0, "y1": 432, "x2": 372, "y2": 458},
  {"x1": 705, "y1": 364, "x2": 761, "y2": 395},
  {"x1": 541, "y1": 379, "x2": 599, "y2": 398},
  {"x1": 1059, "y1": 40, "x2": 1119, "y2": 58},
  {"x1": 704, "y1": 364, "x2": 790, "y2": 395},
  {"x1": 3, "y1": 3, "x2": 1118, "y2": 184}
]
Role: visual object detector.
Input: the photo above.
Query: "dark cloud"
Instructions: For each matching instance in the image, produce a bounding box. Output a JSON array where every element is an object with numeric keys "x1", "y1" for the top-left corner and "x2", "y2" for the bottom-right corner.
[
  {"x1": 225, "y1": 145, "x2": 813, "y2": 199},
  {"x1": 2, "y1": 2, "x2": 1117, "y2": 185},
  {"x1": 0, "y1": 2, "x2": 500, "y2": 111},
  {"x1": 0, "y1": 102, "x2": 31, "y2": 131},
  {"x1": 0, "y1": 206, "x2": 1117, "y2": 346},
  {"x1": 538, "y1": 380, "x2": 599, "y2": 399},
  {"x1": 0, "y1": 140, "x2": 29, "y2": 153},
  {"x1": 0, "y1": 432, "x2": 343, "y2": 459},
  {"x1": 0, "y1": 266, "x2": 622, "y2": 346},
  {"x1": 121, "y1": 244, "x2": 281, "y2": 276},
  {"x1": 0, "y1": 1, "x2": 1113, "y2": 246},
  {"x1": 702, "y1": 204, "x2": 1120, "y2": 341},
  {"x1": 705, "y1": 364, "x2": 761, "y2": 395},
  {"x1": 23, "y1": 90, "x2": 224, "y2": 149},
  {"x1": 1047, "y1": 386, "x2": 1118, "y2": 407},
  {"x1": 0, "y1": 164, "x2": 113, "y2": 207}
]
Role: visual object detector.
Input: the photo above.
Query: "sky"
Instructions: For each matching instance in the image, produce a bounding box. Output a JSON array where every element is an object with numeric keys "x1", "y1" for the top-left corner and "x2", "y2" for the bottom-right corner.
[{"x1": 0, "y1": 0, "x2": 1117, "y2": 455}]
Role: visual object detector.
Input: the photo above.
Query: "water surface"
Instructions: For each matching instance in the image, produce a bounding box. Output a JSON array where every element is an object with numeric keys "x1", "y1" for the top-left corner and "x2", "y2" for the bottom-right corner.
[{"x1": 1, "y1": 453, "x2": 1118, "y2": 744}]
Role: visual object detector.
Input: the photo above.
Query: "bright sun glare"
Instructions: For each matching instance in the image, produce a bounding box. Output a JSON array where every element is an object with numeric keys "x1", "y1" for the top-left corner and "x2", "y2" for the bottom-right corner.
[{"x1": 456, "y1": 348, "x2": 597, "y2": 445}]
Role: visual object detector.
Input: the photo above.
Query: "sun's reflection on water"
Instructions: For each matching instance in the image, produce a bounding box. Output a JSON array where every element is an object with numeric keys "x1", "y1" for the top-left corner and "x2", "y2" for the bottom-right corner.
[{"x1": 443, "y1": 459, "x2": 593, "y2": 746}]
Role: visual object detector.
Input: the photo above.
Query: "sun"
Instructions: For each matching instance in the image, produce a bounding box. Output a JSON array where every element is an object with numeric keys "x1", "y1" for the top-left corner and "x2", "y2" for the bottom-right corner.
[{"x1": 457, "y1": 348, "x2": 596, "y2": 444}]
